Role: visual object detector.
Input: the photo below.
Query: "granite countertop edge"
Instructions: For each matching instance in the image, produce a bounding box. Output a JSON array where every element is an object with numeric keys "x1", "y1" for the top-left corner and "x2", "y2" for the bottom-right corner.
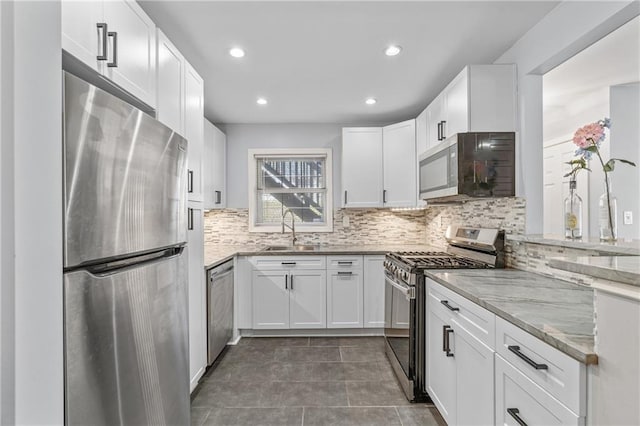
[
  {"x1": 424, "y1": 270, "x2": 598, "y2": 365},
  {"x1": 203, "y1": 244, "x2": 439, "y2": 270},
  {"x1": 507, "y1": 234, "x2": 640, "y2": 256},
  {"x1": 548, "y1": 257, "x2": 640, "y2": 288}
]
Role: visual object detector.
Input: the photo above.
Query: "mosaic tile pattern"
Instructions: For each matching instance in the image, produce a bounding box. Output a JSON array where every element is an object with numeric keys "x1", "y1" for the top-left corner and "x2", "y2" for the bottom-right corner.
[
  {"x1": 424, "y1": 197, "x2": 526, "y2": 249},
  {"x1": 203, "y1": 208, "x2": 427, "y2": 246}
]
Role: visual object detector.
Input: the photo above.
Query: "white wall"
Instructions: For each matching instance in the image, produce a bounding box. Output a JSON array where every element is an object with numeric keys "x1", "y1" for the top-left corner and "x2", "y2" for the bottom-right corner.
[
  {"x1": 610, "y1": 83, "x2": 640, "y2": 240},
  {"x1": 495, "y1": 0, "x2": 639, "y2": 233},
  {"x1": 1, "y1": 1, "x2": 63, "y2": 424},
  {"x1": 221, "y1": 123, "x2": 344, "y2": 208}
]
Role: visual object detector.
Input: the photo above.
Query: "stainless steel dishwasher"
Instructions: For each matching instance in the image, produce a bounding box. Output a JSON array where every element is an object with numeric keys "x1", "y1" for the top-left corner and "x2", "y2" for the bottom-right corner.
[{"x1": 207, "y1": 260, "x2": 234, "y2": 365}]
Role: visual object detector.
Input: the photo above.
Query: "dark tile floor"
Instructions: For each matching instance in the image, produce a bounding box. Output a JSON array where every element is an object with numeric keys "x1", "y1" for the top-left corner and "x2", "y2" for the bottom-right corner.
[{"x1": 191, "y1": 337, "x2": 446, "y2": 426}]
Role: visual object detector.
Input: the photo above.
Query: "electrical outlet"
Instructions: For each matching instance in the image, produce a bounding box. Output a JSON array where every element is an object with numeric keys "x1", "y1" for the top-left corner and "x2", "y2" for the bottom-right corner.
[
  {"x1": 342, "y1": 214, "x2": 350, "y2": 228},
  {"x1": 623, "y1": 211, "x2": 633, "y2": 225}
]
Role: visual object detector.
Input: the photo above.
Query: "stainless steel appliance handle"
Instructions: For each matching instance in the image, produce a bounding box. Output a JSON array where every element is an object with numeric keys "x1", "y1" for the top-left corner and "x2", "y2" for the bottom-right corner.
[
  {"x1": 384, "y1": 274, "x2": 415, "y2": 300},
  {"x1": 210, "y1": 263, "x2": 233, "y2": 279},
  {"x1": 107, "y1": 31, "x2": 118, "y2": 67},
  {"x1": 96, "y1": 23, "x2": 108, "y2": 61}
]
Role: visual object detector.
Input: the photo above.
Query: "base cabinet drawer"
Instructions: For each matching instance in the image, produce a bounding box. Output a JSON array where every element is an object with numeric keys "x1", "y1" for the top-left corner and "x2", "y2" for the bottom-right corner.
[
  {"x1": 496, "y1": 354, "x2": 582, "y2": 426},
  {"x1": 250, "y1": 256, "x2": 326, "y2": 270},
  {"x1": 496, "y1": 317, "x2": 586, "y2": 415}
]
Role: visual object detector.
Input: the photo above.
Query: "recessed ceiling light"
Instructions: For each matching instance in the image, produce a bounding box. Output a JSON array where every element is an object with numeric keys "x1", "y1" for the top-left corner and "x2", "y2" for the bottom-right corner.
[
  {"x1": 256, "y1": 98, "x2": 268, "y2": 105},
  {"x1": 229, "y1": 47, "x2": 245, "y2": 58},
  {"x1": 385, "y1": 45, "x2": 402, "y2": 56},
  {"x1": 365, "y1": 98, "x2": 377, "y2": 105}
]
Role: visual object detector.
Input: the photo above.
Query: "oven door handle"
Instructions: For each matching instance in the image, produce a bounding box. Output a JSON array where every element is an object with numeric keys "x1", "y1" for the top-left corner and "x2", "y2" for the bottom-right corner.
[{"x1": 385, "y1": 274, "x2": 415, "y2": 300}]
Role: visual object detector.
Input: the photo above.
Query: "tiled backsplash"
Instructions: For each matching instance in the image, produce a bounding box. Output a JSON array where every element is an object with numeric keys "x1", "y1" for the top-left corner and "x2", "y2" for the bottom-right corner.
[
  {"x1": 203, "y1": 197, "x2": 527, "y2": 249},
  {"x1": 203, "y1": 208, "x2": 427, "y2": 246},
  {"x1": 424, "y1": 197, "x2": 527, "y2": 249}
]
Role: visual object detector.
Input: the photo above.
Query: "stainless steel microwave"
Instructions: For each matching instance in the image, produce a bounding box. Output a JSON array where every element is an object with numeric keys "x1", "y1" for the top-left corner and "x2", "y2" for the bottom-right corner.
[{"x1": 418, "y1": 132, "x2": 516, "y2": 202}]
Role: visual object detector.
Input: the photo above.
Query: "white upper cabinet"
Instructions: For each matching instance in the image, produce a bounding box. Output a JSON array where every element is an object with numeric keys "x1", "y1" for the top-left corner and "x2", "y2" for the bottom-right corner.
[
  {"x1": 426, "y1": 93, "x2": 445, "y2": 149},
  {"x1": 62, "y1": 0, "x2": 157, "y2": 108},
  {"x1": 204, "y1": 120, "x2": 227, "y2": 209},
  {"x1": 415, "y1": 107, "x2": 428, "y2": 155},
  {"x1": 62, "y1": 1, "x2": 104, "y2": 73},
  {"x1": 382, "y1": 119, "x2": 416, "y2": 208},
  {"x1": 341, "y1": 127, "x2": 384, "y2": 208},
  {"x1": 103, "y1": 0, "x2": 156, "y2": 108},
  {"x1": 342, "y1": 122, "x2": 418, "y2": 208},
  {"x1": 184, "y1": 62, "x2": 204, "y2": 202},
  {"x1": 156, "y1": 29, "x2": 184, "y2": 134},
  {"x1": 423, "y1": 64, "x2": 516, "y2": 150}
]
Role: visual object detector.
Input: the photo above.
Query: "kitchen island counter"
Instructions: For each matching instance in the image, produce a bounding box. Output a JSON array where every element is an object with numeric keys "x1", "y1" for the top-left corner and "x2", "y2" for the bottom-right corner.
[{"x1": 425, "y1": 269, "x2": 597, "y2": 364}]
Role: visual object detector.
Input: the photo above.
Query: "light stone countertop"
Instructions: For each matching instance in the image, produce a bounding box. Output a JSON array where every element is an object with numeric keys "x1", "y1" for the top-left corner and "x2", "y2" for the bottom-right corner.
[
  {"x1": 549, "y1": 256, "x2": 640, "y2": 287},
  {"x1": 507, "y1": 234, "x2": 640, "y2": 255},
  {"x1": 425, "y1": 269, "x2": 597, "y2": 365},
  {"x1": 204, "y1": 244, "x2": 442, "y2": 270}
]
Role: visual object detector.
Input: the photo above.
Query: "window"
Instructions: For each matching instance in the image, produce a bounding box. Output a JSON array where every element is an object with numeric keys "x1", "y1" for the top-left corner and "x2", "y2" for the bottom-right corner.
[{"x1": 248, "y1": 148, "x2": 333, "y2": 232}]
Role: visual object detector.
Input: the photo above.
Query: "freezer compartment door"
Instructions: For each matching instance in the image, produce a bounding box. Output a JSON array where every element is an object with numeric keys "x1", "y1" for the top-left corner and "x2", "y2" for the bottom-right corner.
[
  {"x1": 64, "y1": 250, "x2": 189, "y2": 426},
  {"x1": 63, "y1": 71, "x2": 187, "y2": 268}
]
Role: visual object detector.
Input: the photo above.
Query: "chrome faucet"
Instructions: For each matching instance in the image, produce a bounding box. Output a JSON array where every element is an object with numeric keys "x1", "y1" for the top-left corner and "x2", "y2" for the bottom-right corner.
[{"x1": 282, "y1": 208, "x2": 297, "y2": 246}]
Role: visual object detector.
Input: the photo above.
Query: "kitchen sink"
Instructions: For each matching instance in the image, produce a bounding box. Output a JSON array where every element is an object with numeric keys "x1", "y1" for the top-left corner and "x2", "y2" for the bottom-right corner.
[{"x1": 262, "y1": 244, "x2": 320, "y2": 252}]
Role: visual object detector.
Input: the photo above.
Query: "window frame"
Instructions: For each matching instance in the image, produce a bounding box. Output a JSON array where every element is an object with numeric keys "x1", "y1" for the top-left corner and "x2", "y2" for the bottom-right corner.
[{"x1": 248, "y1": 148, "x2": 333, "y2": 233}]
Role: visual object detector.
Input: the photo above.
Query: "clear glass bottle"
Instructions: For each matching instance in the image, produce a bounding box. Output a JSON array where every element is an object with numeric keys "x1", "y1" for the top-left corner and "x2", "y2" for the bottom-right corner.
[
  {"x1": 564, "y1": 179, "x2": 583, "y2": 240},
  {"x1": 599, "y1": 179, "x2": 618, "y2": 241}
]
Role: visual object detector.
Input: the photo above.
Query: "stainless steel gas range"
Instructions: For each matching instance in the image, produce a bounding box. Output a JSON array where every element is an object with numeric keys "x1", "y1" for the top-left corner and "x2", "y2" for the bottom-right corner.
[{"x1": 383, "y1": 225, "x2": 505, "y2": 402}]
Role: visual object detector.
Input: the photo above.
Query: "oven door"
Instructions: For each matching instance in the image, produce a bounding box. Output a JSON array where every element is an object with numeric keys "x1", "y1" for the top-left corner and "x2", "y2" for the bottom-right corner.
[{"x1": 384, "y1": 272, "x2": 415, "y2": 388}]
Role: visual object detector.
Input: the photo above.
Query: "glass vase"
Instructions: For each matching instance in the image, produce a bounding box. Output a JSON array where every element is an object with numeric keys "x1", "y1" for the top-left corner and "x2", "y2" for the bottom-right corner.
[
  {"x1": 564, "y1": 179, "x2": 583, "y2": 239},
  {"x1": 598, "y1": 179, "x2": 618, "y2": 242}
]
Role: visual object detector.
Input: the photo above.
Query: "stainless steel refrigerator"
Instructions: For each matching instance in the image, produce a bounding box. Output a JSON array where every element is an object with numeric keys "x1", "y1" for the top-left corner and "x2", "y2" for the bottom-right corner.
[{"x1": 62, "y1": 72, "x2": 190, "y2": 425}]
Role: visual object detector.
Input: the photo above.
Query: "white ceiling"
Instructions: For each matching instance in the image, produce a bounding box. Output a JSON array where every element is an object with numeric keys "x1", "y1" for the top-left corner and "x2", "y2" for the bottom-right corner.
[{"x1": 139, "y1": 1, "x2": 559, "y2": 125}]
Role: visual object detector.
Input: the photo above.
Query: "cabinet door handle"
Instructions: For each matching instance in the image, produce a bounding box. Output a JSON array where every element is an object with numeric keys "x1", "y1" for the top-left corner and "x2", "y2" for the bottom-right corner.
[
  {"x1": 337, "y1": 271, "x2": 353, "y2": 276},
  {"x1": 290, "y1": 274, "x2": 294, "y2": 290},
  {"x1": 437, "y1": 122, "x2": 442, "y2": 141},
  {"x1": 441, "y1": 120, "x2": 447, "y2": 139},
  {"x1": 443, "y1": 325, "x2": 454, "y2": 357},
  {"x1": 441, "y1": 300, "x2": 460, "y2": 312},
  {"x1": 107, "y1": 31, "x2": 118, "y2": 68},
  {"x1": 508, "y1": 345, "x2": 548, "y2": 370},
  {"x1": 188, "y1": 170, "x2": 194, "y2": 193},
  {"x1": 285, "y1": 274, "x2": 288, "y2": 290},
  {"x1": 507, "y1": 408, "x2": 528, "y2": 426},
  {"x1": 344, "y1": 190, "x2": 348, "y2": 205},
  {"x1": 281, "y1": 262, "x2": 296, "y2": 265},
  {"x1": 383, "y1": 189, "x2": 387, "y2": 204},
  {"x1": 96, "y1": 23, "x2": 108, "y2": 61},
  {"x1": 187, "y1": 208, "x2": 194, "y2": 230},
  {"x1": 215, "y1": 190, "x2": 221, "y2": 204}
]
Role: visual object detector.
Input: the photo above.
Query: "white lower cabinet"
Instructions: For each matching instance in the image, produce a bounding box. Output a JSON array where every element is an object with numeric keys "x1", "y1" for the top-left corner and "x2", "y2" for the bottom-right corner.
[
  {"x1": 427, "y1": 279, "x2": 495, "y2": 426},
  {"x1": 251, "y1": 267, "x2": 326, "y2": 329},
  {"x1": 251, "y1": 270, "x2": 289, "y2": 329},
  {"x1": 495, "y1": 354, "x2": 581, "y2": 426},
  {"x1": 363, "y1": 256, "x2": 385, "y2": 328},
  {"x1": 428, "y1": 304, "x2": 457, "y2": 425},
  {"x1": 454, "y1": 320, "x2": 494, "y2": 426},
  {"x1": 187, "y1": 201, "x2": 206, "y2": 392},
  {"x1": 327, "y1": 259, "x2": 364, "y2": 328},
  {"x1": 289, "y1": 270, "x2": 327, "y2": 329}
]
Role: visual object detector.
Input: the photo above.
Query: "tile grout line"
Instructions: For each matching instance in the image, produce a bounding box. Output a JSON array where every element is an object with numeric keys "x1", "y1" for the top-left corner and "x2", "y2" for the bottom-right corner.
[{"x1": 394, "y1": 406, "x2": 405, "y2": 426}]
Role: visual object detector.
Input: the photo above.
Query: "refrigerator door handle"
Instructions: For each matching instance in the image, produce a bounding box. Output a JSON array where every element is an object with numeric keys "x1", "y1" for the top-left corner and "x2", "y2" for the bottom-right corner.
[{"x1": 83, "y1": 246, "x2": 185, "y2": 276}]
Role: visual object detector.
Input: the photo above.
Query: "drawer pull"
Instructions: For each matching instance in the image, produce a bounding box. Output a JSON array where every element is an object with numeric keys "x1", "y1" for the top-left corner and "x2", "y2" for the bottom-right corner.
[
  {"x1": 507, "y1": 408, "x2": 528, "y2": 426},
  {"x1": 441, "y1": 300, "x2": 460, "y2": 312},
  {"x1": 281, "y1": 262, "x2": 297, "y2": 265},
  {"x1": 508, "y1": 345, "x2": 548, "y2": 370},
  {"x1": 337, "y1": 271, "x2": 353, "y2": 276},
  {"x1": 337, "y1": 261, "x2": 353, "y2": 265}
]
